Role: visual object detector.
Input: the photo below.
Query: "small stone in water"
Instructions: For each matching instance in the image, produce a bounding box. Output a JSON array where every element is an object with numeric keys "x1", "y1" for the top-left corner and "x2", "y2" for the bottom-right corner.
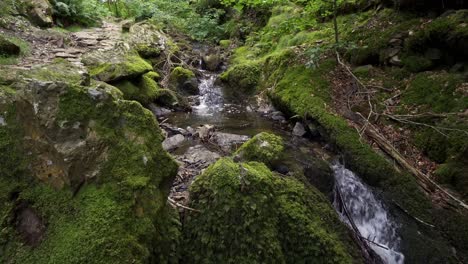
[{"x1": 293, "y1": 122, "x2": 306, "y2": 137}]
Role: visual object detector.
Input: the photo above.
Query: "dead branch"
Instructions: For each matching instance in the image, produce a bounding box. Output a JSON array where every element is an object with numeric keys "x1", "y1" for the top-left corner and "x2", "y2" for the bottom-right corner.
[
  {"x1": 354, "y1": 117, "x2": 468, "y2": 212},
  {"x1": 168, "y1": 197, "x2": 202, "y2": 213}
]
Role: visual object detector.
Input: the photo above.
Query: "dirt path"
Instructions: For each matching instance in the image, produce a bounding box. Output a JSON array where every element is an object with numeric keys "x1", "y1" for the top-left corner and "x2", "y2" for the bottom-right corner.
[{"x1": 13, "y1": 21, "x2": 123, "y2": 69}]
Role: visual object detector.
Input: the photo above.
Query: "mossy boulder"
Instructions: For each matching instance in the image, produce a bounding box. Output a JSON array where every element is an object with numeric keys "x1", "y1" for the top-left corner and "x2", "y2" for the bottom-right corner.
[
  {"x1": 234, "y1": 132, "x2": 284, "y2": 166},
  {"x1": 169, "y1": 66, "x2": 198, "y2": 95},
  {"x1": 0, "y1": 60, "x2": 179, "y2": 263},
  {"x1": 128, "y1": 22, "x2": 167, "y2": 59},
  {"x1": 0, "y1": 35, "x2": 21, "y2": 56},
  {"x1": 83, "y1": 50, "x2": 153, "y2": 83},
  {"x1": 182, "y1": 158, "x2": 363, "y2": 264},
  {"x1": 18, "y1": 0, "x2": 53, "y2": 27},
  {"x1": 220, "y1": 62, "x2": 261, "y2": 92},
  {"x1": 113, "y1": 71, "x2": 163, "y2": 105}
]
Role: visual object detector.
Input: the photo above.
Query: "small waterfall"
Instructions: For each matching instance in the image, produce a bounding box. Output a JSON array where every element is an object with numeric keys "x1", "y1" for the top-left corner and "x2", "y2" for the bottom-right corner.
[
  {"x1": 192, "y1": 72, "x2": 223, "y2": 116},
  {"x1": 333, "y1": 164, "x2": 405, "y2": 264}
]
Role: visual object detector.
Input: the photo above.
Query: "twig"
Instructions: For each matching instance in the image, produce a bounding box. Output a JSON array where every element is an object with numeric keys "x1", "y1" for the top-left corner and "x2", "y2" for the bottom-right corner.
[{"x1": 167, "y1": 197, "x2": 202, "y2": 213}]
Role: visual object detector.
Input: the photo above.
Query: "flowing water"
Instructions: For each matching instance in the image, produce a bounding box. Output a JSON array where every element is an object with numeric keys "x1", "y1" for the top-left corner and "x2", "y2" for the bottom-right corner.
[
  {"x1": 333, "y1": 164, "x2": 405, "y2": 264},
  {"x1": 167, "y1": 66, "x2": 406, "y2": 263}
]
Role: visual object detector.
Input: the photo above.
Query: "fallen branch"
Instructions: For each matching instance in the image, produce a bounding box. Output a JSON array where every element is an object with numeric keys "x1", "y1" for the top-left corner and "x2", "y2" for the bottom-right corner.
[
  {"x1": 354, "y1": 116, "x2": 468, "y2": 212},
  {"x1": 168, "y1": 197, "x2": 202, "y2": 213}
]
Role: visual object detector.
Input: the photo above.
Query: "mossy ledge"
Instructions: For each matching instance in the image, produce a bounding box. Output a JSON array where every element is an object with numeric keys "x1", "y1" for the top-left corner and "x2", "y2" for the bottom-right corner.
[{"x1": 0, "y1": 60, "x2": 180, "y2": 264}]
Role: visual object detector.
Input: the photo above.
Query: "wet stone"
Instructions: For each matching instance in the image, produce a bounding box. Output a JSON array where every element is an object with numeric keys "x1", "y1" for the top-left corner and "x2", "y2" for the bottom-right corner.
[
  {"x1": 162, "y1": 134, "x2": 185, "y2": 151},
  {"x1": 293, "y1": 122, "x2": 306, "y2": 137}
]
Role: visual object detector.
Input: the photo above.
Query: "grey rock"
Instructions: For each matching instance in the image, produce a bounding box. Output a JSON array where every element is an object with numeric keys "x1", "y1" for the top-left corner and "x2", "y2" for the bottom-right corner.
[
  {"x1": 389, "y1": 38, "x2": 403, "y2": 47},
  {"x1": 162, "y1": 134, "x2": 185, "y2": 151},
  {"x1": 183, "y1": 145, "x2": 220, "y2": 165},
  {"x1": 182, "y1": 77, "x2": 200, "y2": 95},
  {"x1": 385, "y1": 48, "x2": 401, "y2": 59},
  {"x1": 203, "y1": 54, "x2": 222, "y2": 71},
  {"x1": 0, "y1": 116, "x2": 6, "y2": 126},
  {"x1": 148, "y1": 103, "x2": 171, "y2": 117},
  {"x1": 196, "y1": 124, "x2": 215, "y2": 140},
  {"x1": 390, "y1": 55, "x2": 402, "y2": 66},
  {"x1": 293, "y1": 122, "x2": 307, "y2": 137},
  {"x1": 212, "y1": 132, "x2": 250, "y2": 152}
]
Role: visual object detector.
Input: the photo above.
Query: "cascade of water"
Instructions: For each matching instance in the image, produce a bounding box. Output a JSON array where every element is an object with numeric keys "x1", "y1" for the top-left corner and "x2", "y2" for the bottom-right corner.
[
  {"x1": 333, "y1": 164, "x2": 405, "y2": 264},
  {"x1": 192, "y1": 72, "x2": 223, "y2": 116}
]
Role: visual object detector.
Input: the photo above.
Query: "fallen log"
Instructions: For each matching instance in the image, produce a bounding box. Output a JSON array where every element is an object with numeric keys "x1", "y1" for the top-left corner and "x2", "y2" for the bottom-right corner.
[{"x1": 354, "y1": 118, "x2": 468, "y2": 212}]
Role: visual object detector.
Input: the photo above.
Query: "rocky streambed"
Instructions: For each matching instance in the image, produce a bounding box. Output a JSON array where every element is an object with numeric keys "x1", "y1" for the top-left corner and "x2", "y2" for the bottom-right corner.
[{"x1": 155, "y1": 63, "x2": 407, "y2": 263}]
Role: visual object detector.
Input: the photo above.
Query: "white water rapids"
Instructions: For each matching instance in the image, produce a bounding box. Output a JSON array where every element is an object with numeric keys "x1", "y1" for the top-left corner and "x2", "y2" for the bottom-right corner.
[{"x1": 333, "y1": 164, "x2": 405, "y2": 264}]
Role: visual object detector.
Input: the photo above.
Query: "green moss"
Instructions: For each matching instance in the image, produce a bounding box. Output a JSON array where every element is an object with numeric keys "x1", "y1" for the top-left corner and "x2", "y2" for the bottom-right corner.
[
  {"x1": 113, "y1": 71, "x2": 161, "y2": 105},
  {"x1": 405, "y1": 10, "x2": 468, "y2": 55},
  {"x1": 219, "y1": 39, "x2": 231, "y2": 48},
  {"x1": 0, "y1": 34, "x2": 30, "y2": 65},
  {"x1": 135, "y1": 44, "x2": 161, "y2": 58},
  {"x1": 183, "y1": 158, "x2": 362, "y2": 264},
  {"x1": 1, "y1": 62, "x2": 179, "y2": 263},
  {"x1": 88, "y1": 54, "x2": 153, "y2": 82},
  {"x1": 434, "y1": 162, "x2": 468, "y2": 199},
  {"x1": 25, "y1": 58, "x2": 85, "y2": 85},
  {"x1": 402, "y1": 72, "x2": 466, "y2": 113},
  {"x1": 154, "y1": 88, "x2": 179, "y2": 108},
  {"x1": 402, "y1": 55, "x2": 433, "y2": 73},
  {"x1": 220, "y1": 62, "x2": 261, "y2": 92},
  {"x1": 169, "y1": 67, "x2": 195, "y2": 82},
  {"x1": 168, "y1": 67, "x2": 194, "y2": 87},
  {"x1": 234, "y1": 132, "x2": 284, "y2": 165}
]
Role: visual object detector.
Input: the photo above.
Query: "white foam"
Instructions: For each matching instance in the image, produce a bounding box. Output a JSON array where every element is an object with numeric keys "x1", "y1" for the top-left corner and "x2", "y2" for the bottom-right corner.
[{"x1": 333, "y1": 164, "x2": 405, "y2": 264}]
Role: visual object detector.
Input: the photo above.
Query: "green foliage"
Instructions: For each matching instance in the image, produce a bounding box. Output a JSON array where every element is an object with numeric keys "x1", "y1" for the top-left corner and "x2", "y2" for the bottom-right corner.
[
  {"x1": 183, "y1": 158, "x2": 362, "y2": 264},
  {"x1": 50, "y1": 0, "x2": 111, "y2": 27}
]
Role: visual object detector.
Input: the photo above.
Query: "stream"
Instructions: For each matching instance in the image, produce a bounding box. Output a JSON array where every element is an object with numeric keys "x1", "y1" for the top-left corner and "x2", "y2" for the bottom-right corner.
[{"x1": 164, "y1": 66, "x2": 406, "y2": 264}]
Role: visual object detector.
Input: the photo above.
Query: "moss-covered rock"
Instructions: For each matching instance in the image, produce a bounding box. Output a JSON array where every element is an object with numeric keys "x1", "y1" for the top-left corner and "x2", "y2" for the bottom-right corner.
[
  {"x1": 220, "y1": 62, "x2": 261, "y2": 92},
  {"x1": 128, "y1": 22, "x2": 167, "y2": 59},
  {"x1": 168, "y1": 66, "x2": 198, "y2": 95},
  {"x1": 182, "y1": 158, "x2": 363, "y2": 264},
  {"x1": 234, "y1": 132, "x2": 284, "y2": 166},
  {"x1": 17, "y1": 0, "x2": 53, "y2": 27},
  {"x1": 113, "y1": 71, "x2": 163, "y2": 105},
  {"x1": 0, "y1": 35, "x2": 21, "y2": 56},
  {"x1": 0, "y1": 60, "x2": 179, "y2": 263},
  {"x1": 83, "y1": 50, "x2": 153, "y2": 83}
]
